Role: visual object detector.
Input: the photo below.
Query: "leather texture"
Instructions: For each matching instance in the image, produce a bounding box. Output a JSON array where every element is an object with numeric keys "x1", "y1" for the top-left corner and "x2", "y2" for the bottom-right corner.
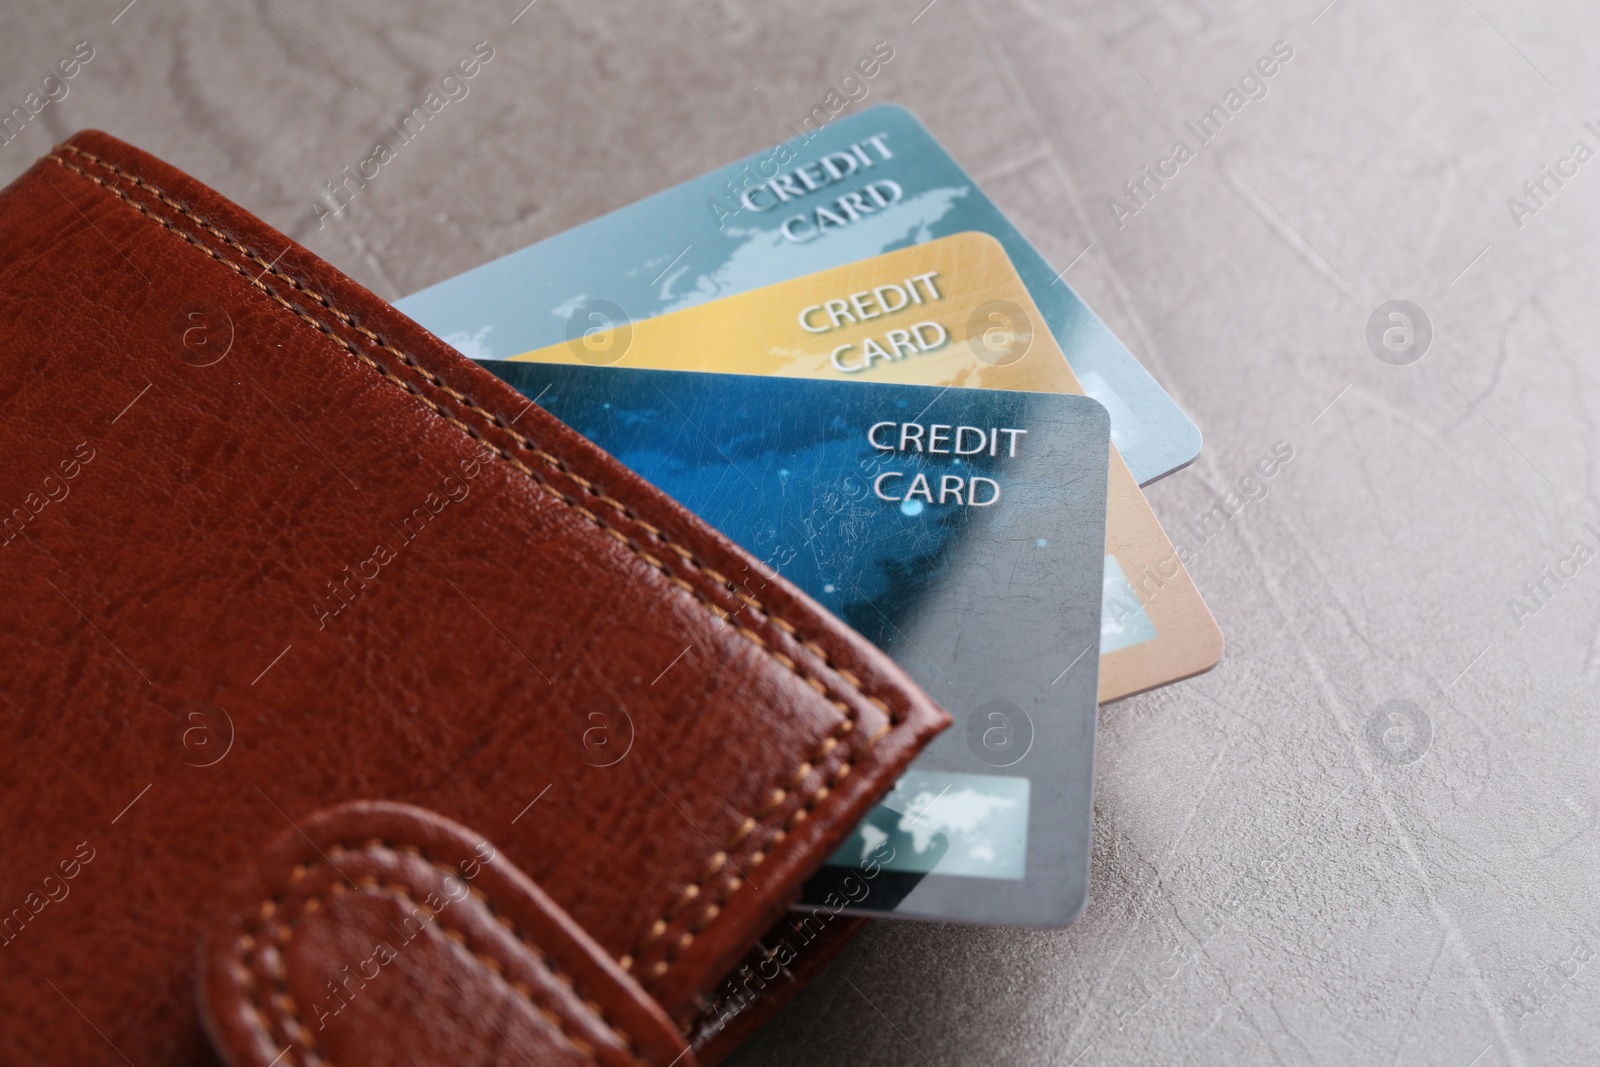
[
  {"x1": 201, "y1": 801, "x2": 691, "y2": 1067},
  {"x1": 0, "y1": 131, "x2": 947, "y2": 1065}
]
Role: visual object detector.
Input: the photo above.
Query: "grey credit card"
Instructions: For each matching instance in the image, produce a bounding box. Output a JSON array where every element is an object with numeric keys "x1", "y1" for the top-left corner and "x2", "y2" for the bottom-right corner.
[
  {"x1": 404, "y1": 104, "x2": 1199, "y2": 486},
  {"x1": 484, "y1": 360, "x2": 1109, "y2": 926}
]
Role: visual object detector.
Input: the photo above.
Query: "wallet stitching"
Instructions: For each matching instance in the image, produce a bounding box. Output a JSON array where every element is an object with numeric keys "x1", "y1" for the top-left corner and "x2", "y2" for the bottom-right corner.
[
  {"x1": 52, "y1": 142, "x2": 891, "y2": 721},
  {"x1": 240, "y1": 843, "x2": 648, "y2": 1067},
  {"x1": 49, "y1": 143, "x2": 905, "y2": 986}
]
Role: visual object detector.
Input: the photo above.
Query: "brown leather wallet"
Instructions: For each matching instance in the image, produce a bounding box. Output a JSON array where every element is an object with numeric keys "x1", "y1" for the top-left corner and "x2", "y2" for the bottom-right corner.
[{"x1": 0, "y1": 132, "x2": 947, "y2": 1066}]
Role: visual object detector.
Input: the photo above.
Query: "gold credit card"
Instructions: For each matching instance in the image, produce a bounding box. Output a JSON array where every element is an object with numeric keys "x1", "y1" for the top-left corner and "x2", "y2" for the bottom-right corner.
[{"x1": 509, "y1": 231, "x2": 1223, "y2": 701}]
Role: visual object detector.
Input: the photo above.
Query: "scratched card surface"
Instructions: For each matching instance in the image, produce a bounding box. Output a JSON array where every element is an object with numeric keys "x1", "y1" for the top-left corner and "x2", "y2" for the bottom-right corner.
[
  {"x1": 397, "y1": 104, "x2": 1200, "y2": 486},
  {"x1": 485, "y1": 360, "x2": 1108, "y2": 925},
  {"x1": 506, "y1": 232, "x2": 1224, "y2": 704}
]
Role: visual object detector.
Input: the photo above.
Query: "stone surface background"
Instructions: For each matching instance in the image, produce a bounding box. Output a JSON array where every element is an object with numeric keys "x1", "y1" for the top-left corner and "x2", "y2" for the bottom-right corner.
[{"x1": 3, "y1": 0, "x2": 1597, "y2": 1063}]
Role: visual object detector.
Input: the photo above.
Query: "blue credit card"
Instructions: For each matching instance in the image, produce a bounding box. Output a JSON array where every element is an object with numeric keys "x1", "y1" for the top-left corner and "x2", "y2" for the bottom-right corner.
[
  {"x1": 401, "y1": 104, "x2": 1199, "y2": 486},
  {"x1": 483, "y1": 360, "x2": 1109, "y2": 927}
]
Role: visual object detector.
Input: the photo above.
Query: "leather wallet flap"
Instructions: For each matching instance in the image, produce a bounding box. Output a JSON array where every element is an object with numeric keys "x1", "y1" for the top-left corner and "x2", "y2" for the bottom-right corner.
[
  {"x1": 0, "y1": 130, "x2": 948, "y2": 1064},
  {"x1": 201, "y1": 802, "x2": 694, "y2": 1067}
]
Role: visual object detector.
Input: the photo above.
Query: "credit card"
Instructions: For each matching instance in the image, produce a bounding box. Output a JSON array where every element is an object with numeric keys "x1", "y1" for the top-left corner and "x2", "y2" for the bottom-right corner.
[
  {"x1": 397, "y1": 103, "x2": 1200, "y2": 486},
  {"x1": 507, "y1": 231, "x2": 1225, "y2": 703},
  {"x1": 483, "y1": 360, "x2": 1109, "y2": 925}
]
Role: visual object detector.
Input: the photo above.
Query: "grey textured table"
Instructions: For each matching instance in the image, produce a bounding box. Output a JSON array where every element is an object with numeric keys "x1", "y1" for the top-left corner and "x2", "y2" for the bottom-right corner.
[{"x1": 5, "y1": 0, "x2": 1596, "y2": 1063}]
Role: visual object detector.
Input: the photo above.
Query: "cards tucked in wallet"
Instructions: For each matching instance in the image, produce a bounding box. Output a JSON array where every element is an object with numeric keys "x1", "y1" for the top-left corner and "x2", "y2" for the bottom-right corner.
[
  {"x1": 396, "y1": 104, "x2": 1202, "y2": 486},
  {"x1": 506, "y1": 232, "x2": 1225, "y2": 704},
  {"x1": 0, "y1": 132, "x2": 947, "y2": 1067},
  {"x1": 484, "y1": 363, "x2": 1110, "y2": 927}
]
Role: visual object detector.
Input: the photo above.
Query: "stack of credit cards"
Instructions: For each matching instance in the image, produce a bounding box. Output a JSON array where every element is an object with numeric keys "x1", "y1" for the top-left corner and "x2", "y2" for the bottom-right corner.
[{"x1": 399, "y1": 105, "x2": 1223, "y2": 928}]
